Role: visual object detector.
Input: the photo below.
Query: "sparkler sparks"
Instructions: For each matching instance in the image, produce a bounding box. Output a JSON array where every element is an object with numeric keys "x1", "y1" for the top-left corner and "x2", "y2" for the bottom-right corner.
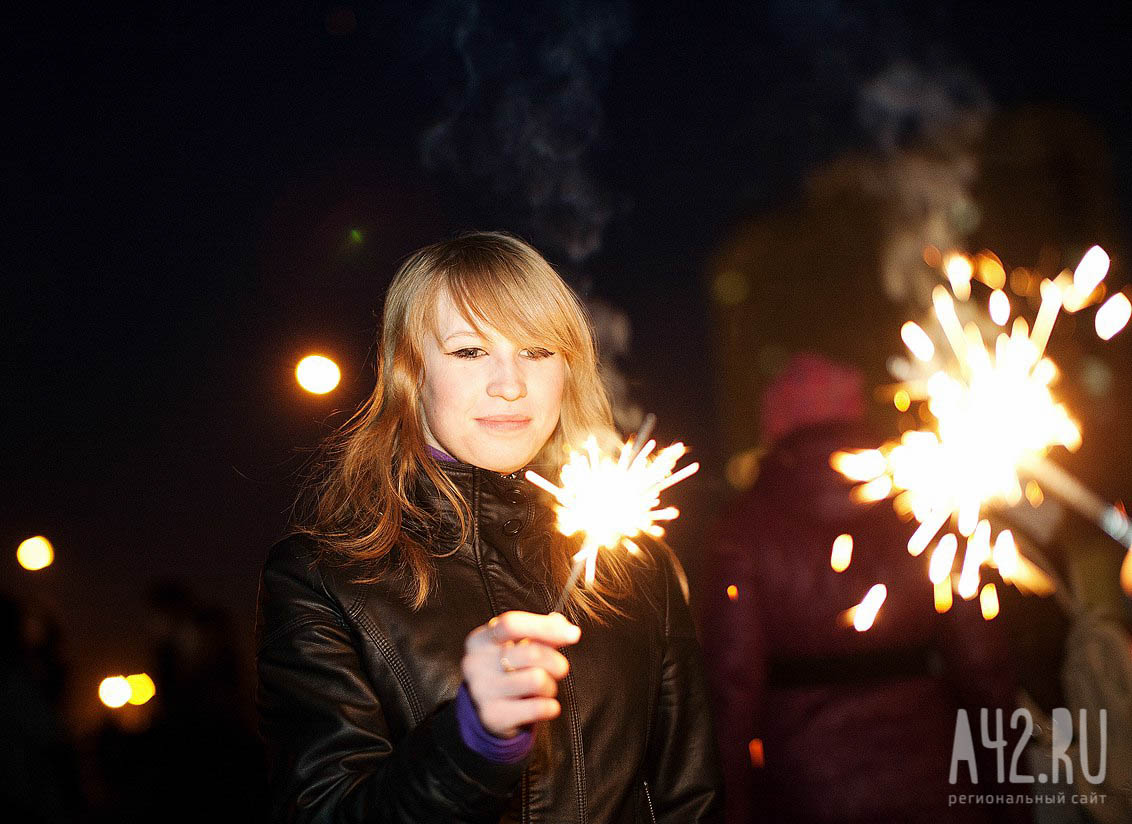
[
  {"x1": 833, "y1": 246, "x2": 1128, "y2": 619},
  {"x1": 846, "y1": 584, "x2": 887, "y2": 632},
  {"x1": 525, "y1": 419, "x2": 699, "y2": 610}
]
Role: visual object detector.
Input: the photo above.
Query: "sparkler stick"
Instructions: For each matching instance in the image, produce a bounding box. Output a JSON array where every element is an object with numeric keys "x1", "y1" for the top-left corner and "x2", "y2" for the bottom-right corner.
[
  {"x1": 1017, "y1": 456, "x2": 1132, "y2": 548},
  {"x1": 526, "y1": 414, "x2": 698, "y2": 614},
  {"x1": 552, "y1": 543, "x2": 589, "y2": 615},
  {"x1": 627, "y1": 413, "x2": 656, "y2": 464}
]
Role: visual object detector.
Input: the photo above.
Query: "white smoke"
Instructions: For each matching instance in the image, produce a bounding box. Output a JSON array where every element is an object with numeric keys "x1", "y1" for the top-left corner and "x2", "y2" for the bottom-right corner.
[
  {"x1": 418, "y1": 0, "x2": 630, "y2": 265},
  {"x1": 852, "y1": 61, "x2": 993, "y2": 306}
]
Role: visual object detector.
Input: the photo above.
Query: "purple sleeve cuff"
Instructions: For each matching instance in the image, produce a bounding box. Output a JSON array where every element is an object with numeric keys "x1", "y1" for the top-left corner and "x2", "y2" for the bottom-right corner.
[{"x1": 455, "y1": 682, "x2": 533, "y2": 764}]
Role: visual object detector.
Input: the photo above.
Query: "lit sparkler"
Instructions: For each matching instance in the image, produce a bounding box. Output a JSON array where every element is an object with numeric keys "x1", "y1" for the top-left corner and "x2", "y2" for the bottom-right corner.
[
  {"x1": 525, "y1": 414, "x2": 700, "y2": 612},
  {"x1": 833, "y1": 245, "x2": 1130, "y2": 617}
]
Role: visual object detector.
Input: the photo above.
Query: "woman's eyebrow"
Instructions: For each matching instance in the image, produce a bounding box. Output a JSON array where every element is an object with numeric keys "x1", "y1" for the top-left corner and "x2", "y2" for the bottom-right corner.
[{"x1": 444, "y1": 330, "x2": 480, "y2": 342}]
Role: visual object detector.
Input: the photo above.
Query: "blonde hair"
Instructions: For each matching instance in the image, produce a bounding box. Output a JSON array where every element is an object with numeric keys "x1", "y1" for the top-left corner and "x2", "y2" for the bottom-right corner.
[{"x1": 294, "y1": 231, "x2": 645, "y2": 622}]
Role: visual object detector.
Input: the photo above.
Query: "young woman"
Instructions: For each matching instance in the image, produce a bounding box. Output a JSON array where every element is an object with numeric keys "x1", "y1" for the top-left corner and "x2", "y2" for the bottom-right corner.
[{"x1": 255, "y1": 231, "x2": 722, "y2": 822}]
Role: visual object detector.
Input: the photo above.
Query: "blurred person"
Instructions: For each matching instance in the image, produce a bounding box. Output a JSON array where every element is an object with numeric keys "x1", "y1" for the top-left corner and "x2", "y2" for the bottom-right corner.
[
  {"x1": 0, "y1": 594, "x2": 85, "y2": 823},
  {"x1": 702, "y1": 352, "x2": 1026, "y2": 823},
  {"x1": 255, "y1": 232, "x2": 722, "y2": 822},
  {"x1": 92, "y1": 583, "x2": 267, "y2": 823},
  {"x1": 999, "y1": 522, "x2": 1132, "y2": 824}
]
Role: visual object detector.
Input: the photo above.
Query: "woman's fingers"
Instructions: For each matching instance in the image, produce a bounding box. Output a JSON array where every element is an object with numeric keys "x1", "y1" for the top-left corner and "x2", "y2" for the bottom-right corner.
[
  {"x1": 506, "y1": 697, "x2": 561, "y2": 727},
  {"x1": 496, "y1": 666, "x2": 558, "y2": 698},
  {"x1": 461, "y1": 611, "x2": 579, "y2": 736},
  {"x1": 461, "y1": 643, "x2": 567, "y2": 695},
  {"x1": 478, "y1": 697, "x2": 561, "y2": 735},
  {"x1": 499, "y1": 638, "x2": 570, "y2": 679},
  {"x1": 469, "y1": 610, "x2": 581, "y2": 652}
]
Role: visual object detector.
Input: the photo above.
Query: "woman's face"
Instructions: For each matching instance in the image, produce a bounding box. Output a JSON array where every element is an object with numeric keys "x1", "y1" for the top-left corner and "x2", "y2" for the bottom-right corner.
[{"x1": 419, "y1": 289, "x2": 566, "y2": 474}]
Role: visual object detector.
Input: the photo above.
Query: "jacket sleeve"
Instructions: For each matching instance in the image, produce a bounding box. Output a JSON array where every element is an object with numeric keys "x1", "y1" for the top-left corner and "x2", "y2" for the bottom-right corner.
[
  {"x1": 255, "y1": 537, "x2": 524, "y2": 823},
  {"x1": 644, "y1": 546, "x2": 726, "y2": 822}
]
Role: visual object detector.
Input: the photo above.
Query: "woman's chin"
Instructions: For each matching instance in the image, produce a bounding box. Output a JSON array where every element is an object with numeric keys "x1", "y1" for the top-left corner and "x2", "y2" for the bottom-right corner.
[
  {"x1": 478, "y1": 457, "x2": 530, "y2": 475},
  {"x1": 464, "y1": 446, "x2": 536, "y2": 474}
]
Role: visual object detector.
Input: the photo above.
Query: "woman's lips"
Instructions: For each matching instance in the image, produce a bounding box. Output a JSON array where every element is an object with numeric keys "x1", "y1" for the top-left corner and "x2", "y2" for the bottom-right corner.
[{"x1": 476, "y1": 416, "x2": 532, "y2": 432}]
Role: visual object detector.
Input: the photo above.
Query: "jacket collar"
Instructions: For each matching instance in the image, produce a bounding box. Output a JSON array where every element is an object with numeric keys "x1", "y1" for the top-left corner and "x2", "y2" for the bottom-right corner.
[{"x1": 413, "y1": 458, "x2": 559, "y2": 572}]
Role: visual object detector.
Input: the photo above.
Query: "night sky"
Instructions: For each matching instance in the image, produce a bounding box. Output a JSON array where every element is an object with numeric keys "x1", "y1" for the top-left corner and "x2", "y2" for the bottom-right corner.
[{"x1": 4, "y1": 1, "x2": 1129, "y2": 728}]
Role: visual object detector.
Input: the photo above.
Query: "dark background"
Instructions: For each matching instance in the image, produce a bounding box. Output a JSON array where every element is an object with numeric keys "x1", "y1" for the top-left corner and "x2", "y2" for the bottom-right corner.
[{"x1": 4, "y1": 0, "x2": 1129, "y2": 741}]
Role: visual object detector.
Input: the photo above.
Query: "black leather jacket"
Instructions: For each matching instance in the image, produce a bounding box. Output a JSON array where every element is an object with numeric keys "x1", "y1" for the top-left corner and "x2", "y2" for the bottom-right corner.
[{"x1": 255, "y1": 457, "x2": 723, "y2": 823}]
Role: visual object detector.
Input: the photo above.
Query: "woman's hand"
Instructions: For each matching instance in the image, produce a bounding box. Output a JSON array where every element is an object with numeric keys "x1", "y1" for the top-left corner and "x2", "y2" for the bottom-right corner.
[{"x1": 462, "y1": 610, "x2": 581, "y2": 738}]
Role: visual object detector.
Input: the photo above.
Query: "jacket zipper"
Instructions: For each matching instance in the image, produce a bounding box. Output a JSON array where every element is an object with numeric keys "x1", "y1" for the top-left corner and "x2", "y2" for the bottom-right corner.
[
  {"x1": 538, "y1": 580, "x2": 587, "y2": 824},
  {"x1": 521, "y1": 768, "x2": 530, "y2": 824},
  {"x1": 642, "y1": 780, "x2": 657, "y2": 824},
  {"x1": 484, "y1": 468, "x2": 582, "y2": 822}
]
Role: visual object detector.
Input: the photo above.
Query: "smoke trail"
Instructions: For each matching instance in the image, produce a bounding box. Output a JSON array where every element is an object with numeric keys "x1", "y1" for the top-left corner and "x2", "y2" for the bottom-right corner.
[
  {"x1": 418, "y1": 0, "x2": 631, "y2": 265},
  {"x1": 763, "y1": 1, "x2": 993, "y2": 305},
  {"x1": 855, "y1": 61, "x2": 992, "y2": 305},
  {"x1": 415, "y1": 1, "x2": 641, "y2": 431}
]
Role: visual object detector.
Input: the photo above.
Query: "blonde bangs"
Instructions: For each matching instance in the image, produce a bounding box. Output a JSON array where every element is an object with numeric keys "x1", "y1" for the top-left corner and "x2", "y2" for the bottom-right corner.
[{"x1": 434, "y1": 253, "x2": 585, "y2": 360}]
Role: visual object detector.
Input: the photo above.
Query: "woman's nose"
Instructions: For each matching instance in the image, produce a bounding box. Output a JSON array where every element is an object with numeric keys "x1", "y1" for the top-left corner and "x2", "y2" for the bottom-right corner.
[{"x1": 487, "y1": 355, "x2": 526, "y2": 401}]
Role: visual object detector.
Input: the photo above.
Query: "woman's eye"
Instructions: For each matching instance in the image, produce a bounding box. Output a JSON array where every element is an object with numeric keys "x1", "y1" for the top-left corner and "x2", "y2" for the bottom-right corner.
[{"x1": 450, "y1": 347, "x2": 554, "y2": 360}]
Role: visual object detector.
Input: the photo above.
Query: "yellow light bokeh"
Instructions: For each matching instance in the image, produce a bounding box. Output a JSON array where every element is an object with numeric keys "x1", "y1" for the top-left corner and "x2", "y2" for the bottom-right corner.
[
  {"x1": 976, "y1": 251, "x2": 1007, "y2": 290},
  {"x1": 17, "y1": 536, "x2": 54, "y2": 571},
  {"x1": 830, "y1": 534, "x2": 853, "y2": 573},
  {"x1": 980, "y1": 582, "x2": 1000, "y2": 620},
  {"x1": 944, "y1": 254, "x2": 973, "y2": 301},
  {"x1": 852, "y1": 584, "x2": 887, "y2": 632},
  {"x1": 900, "y1": 321, "x2": 935, "y2": 362},
  {"x1": 100, "y1": 673, "x2": 157, "y2": 709},
  {"x1": 830, "y1": 449, "x2": 887, "y2": 482},
  {"x1": 296, "y1": 355, "x2": 341, "y2": 394},
  {"x1": 726, "y1": 584, "x2": 739, "y2": 602},
  {"x1": 989, "y1": 289, "x2": 1010, "y2": 326},
  {"x1": 1066, "y1": 245, "x2": 1110, "y2": 312},
  {"x1": 99, "y1": 676, "x2": 131, "y2": 709},
  {"x1": 1095, "y1": 293, "x2": 1131, "y2": 341},
  {"x1": 850, "y1": 475, "x2": 893, "y2": 503},
  {"x1": 928, "y1": 534, "x2": 958, "y2": 584},
  {"x1": 1032, "y1": 358, "x2": 1058, "y2": 387},
  {"x1": 991, "y1": 530, "x2": 1019, "y2": 582},
  {"x1": 933, "y1": 578, "x2": 953, "y2": 613},
  {"x1": 126, "y1": 673, "x2": 157, "y2": 705}
]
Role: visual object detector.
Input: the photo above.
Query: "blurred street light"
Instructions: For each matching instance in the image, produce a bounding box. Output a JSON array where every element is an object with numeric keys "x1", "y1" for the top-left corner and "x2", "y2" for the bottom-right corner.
[
  {"x1": 126, "y1": 673, "x2": 156, "y2": 705},
  {"x1": 296, "y1": 355, "x2": 341, "y2": 394},
  {"x1": 17, "y1": 536, "x2": 54, "y2": 570},
  {"x1": 99, "y1": 673, "x2": 157, "y2": 708},
  {"x1": 99, "y1": 676, "x2": 131, "y2": 708}
]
